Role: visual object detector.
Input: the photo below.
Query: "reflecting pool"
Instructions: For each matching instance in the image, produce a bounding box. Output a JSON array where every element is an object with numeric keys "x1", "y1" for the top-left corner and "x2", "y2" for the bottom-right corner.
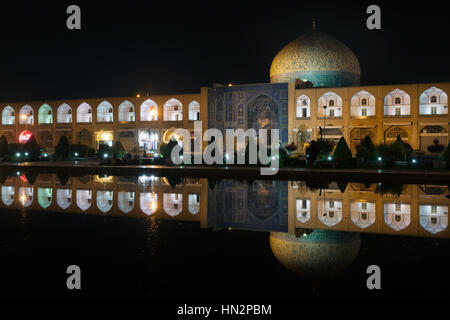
[{"x1": 0, "y1": 172, "x2": 448, "y2": 299}]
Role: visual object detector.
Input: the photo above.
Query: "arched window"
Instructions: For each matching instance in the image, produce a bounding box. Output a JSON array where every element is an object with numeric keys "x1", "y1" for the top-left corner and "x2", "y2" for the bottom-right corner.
[
  {"x1": 318, "y1": 92, "x2": 342, "y2": 118},
  {"x1": 163, "y1": 193, "x2": 182, "y2": 216},
  {"x1": 1, "y1": 186, "x2": 15, "y2": 206},
  {"x1": 2, "y1": 106, "x2": 15, "y2": 125},
  {"x1": 351, "y1": 90, "x2": 376, "y2": 117},
  {"x1": 350, "y1": 201, "x2": 376, "y2": 229},
  {"x1": 76, "y1": 190, "x2": 92, "y2": 211},
  {"x1": 384, "y1": 89, "x2": 411, "y2": 116},
  {"x1": 296, "y1": 95, "x2": 310, "y2": 118},
  {"x1": 188, "y1": 101, "x2": 200, "y2": 120},
  {"x1": 97, "y1": 190, "x2": 113, "y2": 213},
  {"x1": 57, "y1": 103, "x2": 72, "y2": 123},
  {"x1": 188, "y1": 194, "x2": 200, "y2": 215},
  {"x1": 164, "y1": 98, "x2": 183, "y2": 121},
  {"x1": 384, "y1": 202, "x2": 411, "y2": 231},
  {"x1": 118, "y1": 100, "x2": 135, "y2": 122},
  {"x1": 19, "y1": 105, "x2": 34, "y2": 125},
  {"x1": 118, "y1": 191, "x2": 134, "y2": 214},
  {"x1": 97, "y1": 101, "x2": 114, "y2": 122},
  {"x1": 19, "y1": 187, "x2": 33, "y2": 207},
  {"x1": 419, "y1": 87, "x2": 448, "y2": 115},
  {"x1": 140, "y1": 99, "x2": 158, "y2": 121},
  {"x1": 38, "y1": 104, "x2": 53, "y2": 124},
  {"x1": 140, "y1": 192, "x2": 158, "y2": 215},
  {"x1": 37, "y1": 188, "x2": 52, "y2": 209},
  {"x1": 57, "y1": 189, "x2": 72, "y2": 210},
  {"x1": 77, "y1": 102, "x2": 92, "y2": 123}
]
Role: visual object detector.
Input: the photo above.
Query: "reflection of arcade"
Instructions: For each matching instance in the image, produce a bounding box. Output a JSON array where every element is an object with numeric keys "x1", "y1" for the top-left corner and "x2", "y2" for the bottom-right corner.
[{"x1": 0, "y1": 175, "x2": 207, "y2": 224}]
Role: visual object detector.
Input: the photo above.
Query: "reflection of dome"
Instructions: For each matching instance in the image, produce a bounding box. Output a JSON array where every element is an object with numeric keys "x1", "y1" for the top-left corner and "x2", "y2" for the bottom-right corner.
[
  {"x1": 270, "y1": 230, "x2": 360, "y2": 278},
  {"x1": 270, "y1": 31, "x2": 360, "y2": 87}
]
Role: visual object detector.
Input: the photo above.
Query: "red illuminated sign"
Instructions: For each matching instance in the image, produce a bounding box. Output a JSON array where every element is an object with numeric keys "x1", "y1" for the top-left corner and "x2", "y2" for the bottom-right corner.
[{"x1": 19, "y1": 130, "x2": 33, "y2": 144}]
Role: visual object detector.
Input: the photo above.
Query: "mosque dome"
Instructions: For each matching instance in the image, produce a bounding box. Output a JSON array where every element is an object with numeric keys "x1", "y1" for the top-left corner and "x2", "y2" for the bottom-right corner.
[
  {"x1": 270, "y1": 31, "x2": 361, "y2": 87},
  {"x1": 270, "y1": 230, "x2": 360, "y2": 278}
]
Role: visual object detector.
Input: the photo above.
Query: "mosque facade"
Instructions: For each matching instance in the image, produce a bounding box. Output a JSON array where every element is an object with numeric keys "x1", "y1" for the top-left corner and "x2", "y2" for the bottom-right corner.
[{"x1": 0, "y1": 30, "x2": 448, "y2": 154}]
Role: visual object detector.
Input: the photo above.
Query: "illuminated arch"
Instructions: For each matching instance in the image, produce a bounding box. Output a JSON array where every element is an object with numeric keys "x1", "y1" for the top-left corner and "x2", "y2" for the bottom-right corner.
[
  {"x1": 296, "y1": 95, "x2": 311, "y2": 118},
  {"x1": 419, "y1": 87, "x2": 448, "y2": 115},
  {"x1": 188, "y1": 193, "x2": 200, "y2": 215},
  {"x1": 97, "y1": 190, "x2": 113, "y2": 213},
  {"x1": 296, "y1": 198, "x2": 310, "y2": 223},
  {"x1": 188, "y1": 100, "x2": 200, "y2": 120},
  {"x1": 97, "y1": 101, "x2": 114, "y2": 122},
  {"x1": 57, "y1": 103, "x2": 72, "y2": 123},
  {"x1": 19, "y1": 105, "x2": 34, "y2": 125},
  {"x1": 19, "y1": 187, "x2": 33, "y2": 207},
  {"x1": 57, "y1": 188, "x2": 72, "y2": 210},
  {"x1": 1, "y1": 186, "x2": 15, "y2": 206},
  {"x1": 350, "y1": 90, "x2": 376, "y2": 117},
  {"x1": 318, "y1": 92, "x2": 342, "y2": 118},
  {"x1": 163, "y1": 193, "x2": 182, "y2": 216},
  {"x1": 140, "y1": 99, "x2": 158, "y2": 121},
  {"x1": 350, "y1": 201, "x2": 376, "y2": 229},
  {"x1": 77, "y1": 102, "x2": 92, "y2": 123},
  {"x1": 384, "y1": 202, "x2": 411, "y2": 231},
  {"x1": 38, "y1": 104, "x2": 53, "y2": 124},
  {"x1": 140, "y1": 192, "x2": 157, "y2": 215},
  {"x1": 384, "y1": 89, "x2": 411, "y2": 116},
  {"x1": 37, "y1": 188, "x2": 52, "y2": 209},
  {"x1": 163, "y1": 98, "x2": 183, "y2": 121},
  {"x1": 2, "y1": 106, "x2": 15, "y2": 125},
  {"x1": 318, "y1": 199, "x2": 342, "y2": 226},
  {"x1": 419, "y1": 204, "x2": 448, "y2": 234},
  {"x1": 76, "y1": 189, "x2": 92, "y2": 211},
  {"x1": 118, "y1": 100, "x2": 135, "y2": 122},
  {"x1": 118, "y1": 191, "x2": 134, "y2": 214}
]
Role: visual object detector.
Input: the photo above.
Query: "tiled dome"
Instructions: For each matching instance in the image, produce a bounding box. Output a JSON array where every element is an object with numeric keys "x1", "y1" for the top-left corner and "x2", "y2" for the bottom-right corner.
[{"x1": 270, "y1": 31, "x2": 361, "y2": 87}]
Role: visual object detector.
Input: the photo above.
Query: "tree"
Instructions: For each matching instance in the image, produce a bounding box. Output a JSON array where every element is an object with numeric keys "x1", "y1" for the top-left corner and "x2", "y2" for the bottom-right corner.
[
  {"x1": 442, "y1": 142, "x2": 450, "y2": 166},
  {"x1": 160, "y1": 139, "x2": 179, "y2": 164},
  {"x1": 333, "y1": 137, "x2": 352, "y2": 164},
  {"x1": 23, "y1": 135, "x2": 41, "y2": 160},
  {"x1": 112, "y1": 141, "x2": 126, "y2": 159},
  {"x1": 356, "y1": 136, "x2": 377, "y2": 162},
  {"x1": 0, "y1": 135, "x2": 8, "y2": 157},
  {"x1": 55, "y1": 135, "x2": 70, "y2": 159},
  {"x1": 390, "y1": 135, "x2": 407, "y2": 161},
  {"x1": 305, "y1": 140, "x2": 320, "y2": 165}
]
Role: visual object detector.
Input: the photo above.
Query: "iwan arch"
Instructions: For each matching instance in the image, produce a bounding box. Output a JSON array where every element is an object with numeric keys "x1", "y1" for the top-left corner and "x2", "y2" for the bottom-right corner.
[{"x1": 0, "y1": 29, "x2": 448, "y2": 154}]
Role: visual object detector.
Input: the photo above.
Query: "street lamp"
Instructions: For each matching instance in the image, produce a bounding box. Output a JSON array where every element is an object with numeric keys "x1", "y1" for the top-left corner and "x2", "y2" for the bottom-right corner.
[{"x1": 322, "y1": 105, "x2": 327, "y2": 139}]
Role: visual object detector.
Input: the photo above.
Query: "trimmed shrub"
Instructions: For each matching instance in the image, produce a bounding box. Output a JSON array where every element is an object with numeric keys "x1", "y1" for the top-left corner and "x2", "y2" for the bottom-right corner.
[
  {"x1": 8, "y1": 143, "x2": 23, "y2": 161},
  {"x1": 70, "y1": 144, "x2": 89, "y2": 158},
  {"x1": 0, "y1": 135, "x2": 8, "y2": 157},
  {"x1": 390, "y1": 135, "x2": 407, "y2": 161},
  {"x1": 55, "y1": 136, "x2": 70, "y2": 159},
  {"x1": 305, "y1": 140, "x2": 320, "y2": 165},
  {"x1": 23, "y1": 135, "x2": 41, "y2": 160},
  {"x1": 333, "y1": 137, "x2": 352, "y2": 164},
  {"x1": 356, "y1": 136, "x2": 377, "y2": 162},
  {"x1": 97, "y1": 144, "x2": 113, "y2": 159},
  {"x1": 112, "y1": 141, "x2": 126, "y2": 159}
]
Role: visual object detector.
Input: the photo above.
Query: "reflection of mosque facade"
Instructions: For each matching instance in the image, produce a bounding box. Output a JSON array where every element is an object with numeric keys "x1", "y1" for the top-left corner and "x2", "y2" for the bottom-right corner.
[
  {"x1": 0, "y1": 29, "x2": 448, "y2": 153},
  {"x1": 0, "y1": 176, "x2": 448, "y2": 238}
]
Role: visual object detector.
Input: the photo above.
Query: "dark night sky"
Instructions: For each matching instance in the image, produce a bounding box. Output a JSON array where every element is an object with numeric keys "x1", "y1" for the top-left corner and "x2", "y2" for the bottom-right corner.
[{"x1": 0, "y1": 1, "x2": 448, "y2": 102}]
